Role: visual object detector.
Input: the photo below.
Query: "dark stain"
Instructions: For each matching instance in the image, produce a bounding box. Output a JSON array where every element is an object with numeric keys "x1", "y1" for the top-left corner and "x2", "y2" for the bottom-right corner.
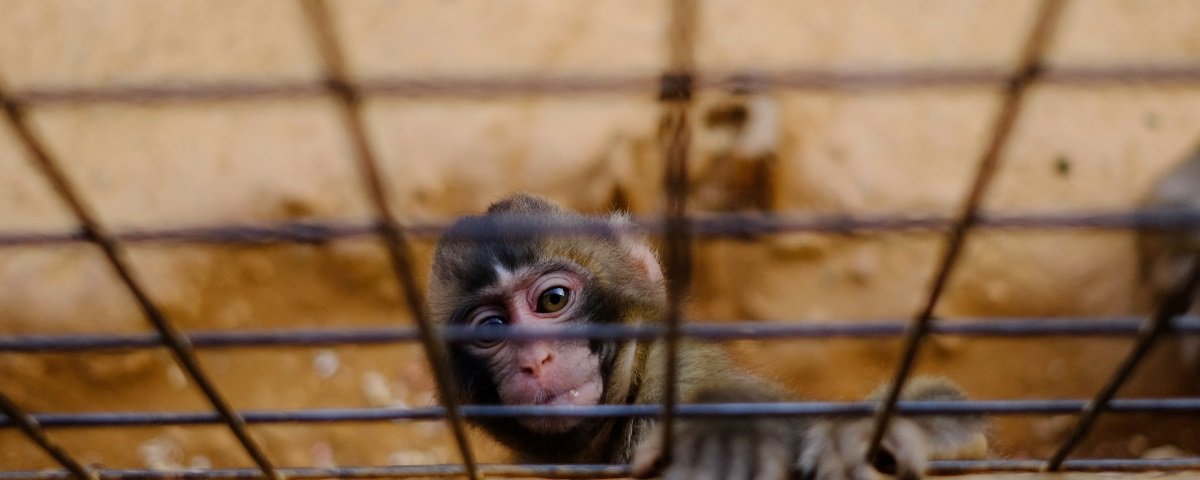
[{"x1": 1054, "y1": 155, "x2": 1071, "y2": 178}]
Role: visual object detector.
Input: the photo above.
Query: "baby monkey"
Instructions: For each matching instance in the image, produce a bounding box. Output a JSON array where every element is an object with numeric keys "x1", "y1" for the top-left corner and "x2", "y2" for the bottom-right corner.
[{"x1": 429, "y1": 193, "x2": 987, "y2": 479}]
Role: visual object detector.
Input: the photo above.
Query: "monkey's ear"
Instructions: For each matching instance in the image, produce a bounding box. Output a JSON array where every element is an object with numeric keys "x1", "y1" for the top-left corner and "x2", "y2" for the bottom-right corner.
[
  {"x1": 627, "y1": 238, "x2": 665, "y2": 285},
  {"x1": 610, "y1": 213, "x2": 664, "y2": 285}
]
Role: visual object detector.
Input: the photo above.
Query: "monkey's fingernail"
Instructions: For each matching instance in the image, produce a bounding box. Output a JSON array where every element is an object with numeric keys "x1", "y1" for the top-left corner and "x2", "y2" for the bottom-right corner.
[{"x1": 570, "y1": 389, "x2": 579, "y2": 397}]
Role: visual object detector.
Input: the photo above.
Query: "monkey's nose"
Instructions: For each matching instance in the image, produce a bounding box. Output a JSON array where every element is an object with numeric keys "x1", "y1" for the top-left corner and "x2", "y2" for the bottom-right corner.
[{"x1": 519, "y1": 346, "x2": 554, "y2": 377}]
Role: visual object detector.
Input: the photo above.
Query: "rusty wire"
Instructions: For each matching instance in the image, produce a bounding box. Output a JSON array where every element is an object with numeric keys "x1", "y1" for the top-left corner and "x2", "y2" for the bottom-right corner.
[
  {"x1": 3, "y1": 0, "x2": 1200, "y2": 478},
  {"x1": 296, "y1": 1, "x2": 482, "y2": 479},
  {"x1": 0, "y1": 86, "x2": 282, "y2": 479},
  {"x1": 0, "y1": 392, "x2": 95, "y2": 480},
  {"x1": 1044, "y1": 254, "x2": 1200, "y2": 471},
  {"x1": 864, "y1": 0, "x2": 1067, "y2": 466},
  {"x1": 653, "y1": 0, "x2": 699, "y2": 472}
]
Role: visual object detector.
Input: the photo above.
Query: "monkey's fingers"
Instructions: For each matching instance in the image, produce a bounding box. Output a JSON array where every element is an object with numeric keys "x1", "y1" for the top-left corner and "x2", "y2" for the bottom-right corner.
[
  {"x1": 669, "y1": 435, "x2": 722, "y2": 480},
  {"x1": 805, "y1": 418, "x2": 929, "y2": 480},
  {"x1": 653, "y1": 426, "x2": 789, "y2": 480},
  {"x1": 752, "y1": 435, "x2": 790, "y2": 480},
  {"x1": 875, "y1": 419, "x2": 929, "y2": 480}
]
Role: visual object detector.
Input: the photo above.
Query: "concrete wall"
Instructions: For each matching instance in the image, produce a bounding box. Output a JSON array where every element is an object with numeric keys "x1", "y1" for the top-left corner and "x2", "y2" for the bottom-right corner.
[{"x1": 2, "y1": 0, "x2": 1199, "y2": 471}]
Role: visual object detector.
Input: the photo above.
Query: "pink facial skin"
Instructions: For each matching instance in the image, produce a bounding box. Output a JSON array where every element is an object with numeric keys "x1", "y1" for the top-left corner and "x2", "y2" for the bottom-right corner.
[{"x1": 465, "y1": 269, "x2": 603, "y2": 433}]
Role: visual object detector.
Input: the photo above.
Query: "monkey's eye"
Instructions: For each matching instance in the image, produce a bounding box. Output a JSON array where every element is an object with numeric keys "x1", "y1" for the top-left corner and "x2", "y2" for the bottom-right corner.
[
  {"x1": 535, "y1": 287, "x2": 570, "y2": 313},
  {"x1": 474, "y1": 316, "x2": 506, "y2": 347}
]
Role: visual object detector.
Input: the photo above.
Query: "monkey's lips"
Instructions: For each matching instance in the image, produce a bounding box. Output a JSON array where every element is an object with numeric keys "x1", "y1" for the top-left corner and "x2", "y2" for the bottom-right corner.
[
  {"x1": 514, "y1": 377, "x2": 603, "y2": 433},
  {"x1": 535, "y1": 378, "x2": 603, "y2": 406}
]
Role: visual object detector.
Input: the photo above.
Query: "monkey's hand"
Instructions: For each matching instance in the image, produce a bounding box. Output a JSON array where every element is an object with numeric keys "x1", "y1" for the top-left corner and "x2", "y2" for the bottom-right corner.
[
  {"x1": 798, "y1": 417, "x2": 929, "y2": 480},
  {"x1": 630, "y1": 415, "x2": 796, "y2": 480},
  {"x1": 629, "y1": 378, "x2": 800, "y2": 480},
  {"x1": 799, "y1": 378, "x2": 989, "y2": 480},
  {"x1": 627, "y1": 411, "x2": 958, "y2": 480}
]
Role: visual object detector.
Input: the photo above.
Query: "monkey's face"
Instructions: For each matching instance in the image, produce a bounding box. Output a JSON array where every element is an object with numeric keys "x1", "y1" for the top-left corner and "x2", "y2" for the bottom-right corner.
[
  {"x1": 429, "y1": 194, "x2": 666, "y2": 440},
  {"x1": 459, "y1": 263, "x2": 604, "y2": 433}
]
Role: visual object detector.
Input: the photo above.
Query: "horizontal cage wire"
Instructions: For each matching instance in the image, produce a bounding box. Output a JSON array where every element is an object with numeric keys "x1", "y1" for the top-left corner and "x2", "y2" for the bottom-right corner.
[
  {"x1": 6, "y1": 66, "x2": 1200, "y2": 104},
  {"x1": 3, "y1": 209, "x2": 1200, "y2": 246},
  {"x1": 5, "y1": 398, "x2": 1200, "y2": 429},
  {"x1": 1, "y1": 316, "x2": 1199, "y2": 352},
  {"x1": 2, "y1": 0, "x2": 1200, "y2": 478}
]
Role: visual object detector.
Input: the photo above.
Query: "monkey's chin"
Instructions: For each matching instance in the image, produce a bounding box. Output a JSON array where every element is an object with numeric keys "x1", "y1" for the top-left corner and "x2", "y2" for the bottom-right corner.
[
  {"x1": 515, "y1": 378, "x2": 603, "y2": 434},
  {"x1": 517, "y1": 416, "x2": 586, "y2": 434}
]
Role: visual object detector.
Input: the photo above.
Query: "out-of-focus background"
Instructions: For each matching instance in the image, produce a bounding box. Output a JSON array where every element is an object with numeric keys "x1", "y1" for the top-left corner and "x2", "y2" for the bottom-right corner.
[{"x1": 1, "y1": 0, "x2": 1199, "y2": 472}]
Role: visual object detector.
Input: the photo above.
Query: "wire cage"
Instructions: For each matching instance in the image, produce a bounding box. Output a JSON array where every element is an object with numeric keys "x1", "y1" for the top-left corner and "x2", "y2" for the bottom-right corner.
[{"x1": 2, "y1": 0, "x2": 1200, "y2": 478}]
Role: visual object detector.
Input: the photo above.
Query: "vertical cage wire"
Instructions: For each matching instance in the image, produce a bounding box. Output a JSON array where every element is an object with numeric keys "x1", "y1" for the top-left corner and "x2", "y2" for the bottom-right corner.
[{"x1": 655, "y1": 0, "x2": 699, "y2": 471}]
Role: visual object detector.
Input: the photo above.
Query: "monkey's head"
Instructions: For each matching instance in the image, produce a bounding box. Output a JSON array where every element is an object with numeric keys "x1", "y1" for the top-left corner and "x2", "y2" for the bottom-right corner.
[{"x1": 429, "y1": 193, "x2": 665, "y2": 440}]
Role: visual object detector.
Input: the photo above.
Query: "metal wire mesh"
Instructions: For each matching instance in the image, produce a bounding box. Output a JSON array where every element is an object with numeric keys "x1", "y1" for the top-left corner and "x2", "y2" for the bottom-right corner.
[
  {"x1": 2, "y1": 0, "x2": 1200, "y2": 478},
  {"x1": 297, "y1": 2, "x2": 482, "y2": 478},
  {"x1": 864, "y1": 0, "x2": 1066, "y2": 466}
]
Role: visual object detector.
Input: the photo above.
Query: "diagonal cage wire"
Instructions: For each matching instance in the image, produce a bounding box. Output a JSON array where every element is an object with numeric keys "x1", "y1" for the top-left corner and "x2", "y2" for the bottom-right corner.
[
  {"x1": 1044, "y1": 254, "x2": 1200, "y2": 471},
  {"x1": 864, "y1": 0, "x2": 1067, "y2": 466},
  {"x1": 296, "y1": 1, "x2": 483, "y2": 479},
  {"x1": 0, "y1": 392, "x2": 95, "y2": 480},
  {"x1": 2, "y1": 0, "x2": 1200, "y2": 478},
  {"x1": 0, "y1": 86, "x2": 282, "y2": 479}
]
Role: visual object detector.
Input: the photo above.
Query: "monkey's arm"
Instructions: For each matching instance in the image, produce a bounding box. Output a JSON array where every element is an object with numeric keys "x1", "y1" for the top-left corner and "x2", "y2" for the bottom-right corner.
[
  {"x1": 631, "y1": 342, "x2": 987, "y2": 480},
  {"x1": 629, "y1": 341, "x2": 798, "y2": 479}
]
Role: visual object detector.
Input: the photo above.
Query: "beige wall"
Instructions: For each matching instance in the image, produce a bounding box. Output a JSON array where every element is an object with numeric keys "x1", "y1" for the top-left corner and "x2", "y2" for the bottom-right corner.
[{"x1": 2, "y1": 0, "x2": 1200, "y2": 472}]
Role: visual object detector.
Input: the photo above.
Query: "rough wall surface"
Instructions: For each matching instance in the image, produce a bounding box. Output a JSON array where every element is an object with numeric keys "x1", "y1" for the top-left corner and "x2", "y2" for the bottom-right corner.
[{"x1": 1, "y1": 0, "x2": 1200, "y2": 472}]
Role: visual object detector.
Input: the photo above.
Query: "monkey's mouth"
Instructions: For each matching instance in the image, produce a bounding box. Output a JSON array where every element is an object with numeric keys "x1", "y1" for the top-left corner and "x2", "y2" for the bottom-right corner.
[
  {"x1": 514, "y1": 377, "x2": 603, "y2": 434},
  {"x1": 534, "y1": 377, "x2": 602, "y2": 407}
]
